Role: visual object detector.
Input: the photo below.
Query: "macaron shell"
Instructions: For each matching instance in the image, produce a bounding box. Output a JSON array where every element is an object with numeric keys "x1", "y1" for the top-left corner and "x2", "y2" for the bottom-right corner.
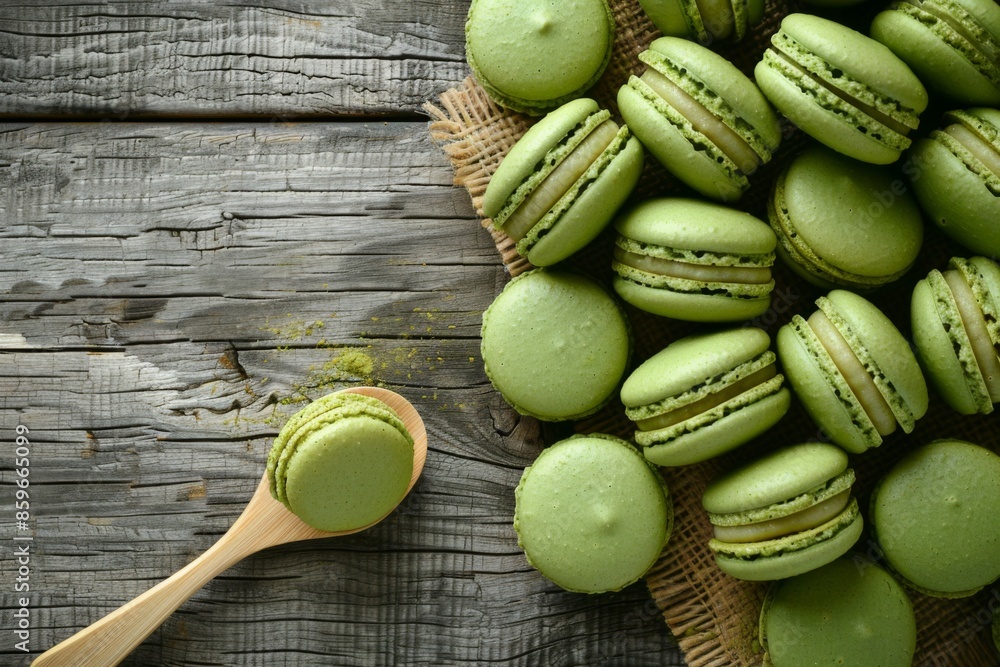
[
  {"x1": 871, "y1": 439, "x2": 1000, "y2": 596},
  {"x1": 822, "y1": 290, "x2": 929, "y2": 430},
  {"x1": 465, "y1": 0, "x2": 614, "y2": 115},
  {"x1": 525, "y1": 132, "x2": 644, "y2": 266},
  {"x1": 702, "y1": 442, "x2": 848, "y2": 515},
  {"x1": 776, "y1": 317, "x2": 878, "y2": 454},
  {"x1": 484, "y1": 98, "x2": 601, "y2": 219},
  {"x1": 911, "y1": 277, "x2": 983, "y2": 415},
  {"x1": 622, "y1": 327, "x2": 772, "y2": 408},
  {"x1": 871, "y1": 3, "x2": 1000, "y2": 106},
  {"x1": 612, "y1": 275, "x2": 772, "y2": 322},
  {"x1": 283, "y1": 415, "x2": 414, "y2": 532},
  {"x1": 513, "y1": 434, "x2": 672, "y2": 593},
  {"x1": 760, "y1": 558, "x2": 916, "y2": 667},
  {"x1": 909, "y1": 129, "x2": 1000, "y2": 258},
  {"x1": 480, "y1": 269, "x2": 631, "y2": 421},
  {"x1": 712, "y1": 503, "x2": 863, "y2": 581},
  {"x1": 638, "y1": 0, "x2": 694, "y2": 38},
  {"x1": 641, "y1": 388, "x2": 790, "y2": 466},
  {"x1": 619, "y1": 80, "x2": 746, "y2": 201}
]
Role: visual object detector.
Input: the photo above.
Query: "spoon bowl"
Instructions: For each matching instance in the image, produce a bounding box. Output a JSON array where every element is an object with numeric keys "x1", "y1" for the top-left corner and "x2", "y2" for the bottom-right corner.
[{"x1": 31, "y1": 386, "x2": 427, "y2": 667}]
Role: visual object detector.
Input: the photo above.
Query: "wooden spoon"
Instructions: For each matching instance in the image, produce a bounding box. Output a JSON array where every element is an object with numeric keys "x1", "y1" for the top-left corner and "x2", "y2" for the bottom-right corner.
[{"x1": 32, "y1": 386, "x2": 427, "y2": 667}]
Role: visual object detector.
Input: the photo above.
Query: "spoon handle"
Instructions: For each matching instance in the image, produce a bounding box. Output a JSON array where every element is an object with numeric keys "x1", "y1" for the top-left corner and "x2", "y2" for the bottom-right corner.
[{"x1": 30, "y1": 479, "x2": 305, "y2": 667}]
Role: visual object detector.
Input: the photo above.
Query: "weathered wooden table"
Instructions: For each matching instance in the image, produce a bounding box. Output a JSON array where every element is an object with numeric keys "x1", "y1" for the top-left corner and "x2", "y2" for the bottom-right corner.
[{"x1": 0, "y1": 2, "x2": 682, "y2": 665}]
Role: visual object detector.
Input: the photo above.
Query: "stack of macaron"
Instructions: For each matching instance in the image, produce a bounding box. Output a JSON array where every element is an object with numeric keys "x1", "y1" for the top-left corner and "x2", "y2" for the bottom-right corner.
[{"x1": 464, "y1": 0, "x2": 1000, "y2": 659}]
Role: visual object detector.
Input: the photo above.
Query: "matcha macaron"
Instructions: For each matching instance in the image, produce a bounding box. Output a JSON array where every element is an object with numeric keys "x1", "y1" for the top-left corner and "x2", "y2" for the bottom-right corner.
[
  {"x1": 611, "y1": 198, "x2": 777, "y2": 322},
  {"x1": 777, "y1": 290, "x2": 928, "y2": 454},
  {"x1": 619, "y1": 37, "x2": 781, "y2": 202},
  {"x1": 266, "y1": 392, "x2": 415, "y2": 533},
  {"x1": 465, "y1": 0, "x2": 614, "y2": 115},
  {"x1": 759, "y1": 557, "x2": 916, "y2": 667},
  {"x1": 871, "y1": 439, "x2": 1000, "y2": 597},
  {"x1": 768, "y1": 147, "x2": 924, "y2": 291},
  {"x1": 638, "y1": 0, "x2": 765, "y2": 44},
  {"x1": 907, "y1": 107, "x2": 1000, "y2": 258},
  {"x1": 621, "y1": 327, "x2": 791, "y2": 467},
  {"x1": 514, "y1": 434, "x2": 672, "y2": 593},
  {"x1": 483, "y1": 98, "x2": 644, "y2": 267},
  {"x1": 703, "y1": 443, "x2": 863, "y2": 581},
  {"x1": 871, "y1": 0, "x2": 1000, "y2": 106},
  {"x1": 480, "y1": 268, "x2": 631, "y2": 421},
  {"x1": 756, "y1": 14, "x2": 928, "y2": 164},
  {"x1": 912, "y1": 256, "x2": 1000, "y2": 415}
]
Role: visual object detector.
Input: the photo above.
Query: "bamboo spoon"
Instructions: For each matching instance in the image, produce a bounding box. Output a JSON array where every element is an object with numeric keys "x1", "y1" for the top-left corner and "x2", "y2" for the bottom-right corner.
[{"x1": 32, "y1": 386, "x2": 427, "y2": 667}]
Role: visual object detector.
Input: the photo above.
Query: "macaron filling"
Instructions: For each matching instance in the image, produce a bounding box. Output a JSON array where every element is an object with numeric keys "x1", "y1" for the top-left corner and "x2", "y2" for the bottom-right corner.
[
  {"x1": 708, "y1": 468, "x2": 856, "y2": 527},
  {"x1": 499, "y1": 117, "x2": 621, "y2": 242},
  {"x1": 892, "y1": 0, "x2": 1000, "y2": 79},
  {"x1": 713, "y1": 488, "x2": 851, "y2": 543},
  {"x1": 942, "y1": 122, "x2": 1000, "y2": 180},
  {"x1": 612, "y1": 245, "x2": 773, "y2": 285},
  {"x1": 695, "y1": 0, "x2": 735, "y2": 39},
  {"x1": 807, "y1": 310, "x2": 898, "y2": 436},
  {"x1": 942, "y1": 269, "x2": 1000, "y2": 400},
  {"x1": 638, "y1": 50, "x2": 770, "y2": 173}
]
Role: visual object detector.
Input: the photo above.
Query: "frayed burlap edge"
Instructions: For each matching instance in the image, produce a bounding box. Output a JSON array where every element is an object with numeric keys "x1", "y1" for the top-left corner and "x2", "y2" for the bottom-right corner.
[{"x1": 424, "y1": 1, "x2": 1000, "y2": 665}]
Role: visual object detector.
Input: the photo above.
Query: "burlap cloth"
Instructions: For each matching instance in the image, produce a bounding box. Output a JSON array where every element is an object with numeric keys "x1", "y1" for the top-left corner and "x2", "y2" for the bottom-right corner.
[{"x1": 425, "y1": 1, "x2": 1000, "y2": 665}]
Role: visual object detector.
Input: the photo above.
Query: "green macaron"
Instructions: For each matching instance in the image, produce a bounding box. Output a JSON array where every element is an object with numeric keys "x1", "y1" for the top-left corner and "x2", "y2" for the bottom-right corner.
[
  {"x1": 620, "y1": 327, "x2": 791, "y2": 467},
  {"x1": 612, "y1": 198, "x2": 777, "y2": 322},
  {"x1": 266, "y1": 392, "x2": 415, "y2": 533},
  {"x1": 618, "y1": 36, "x2": 781, "y2": 202},
  {"x1": 480, "y1": 268, "x2": 632, "y2": 421},
  {"x1": 756, "y1": 13, "x2": 928, "y2": 165},
  {"x1": 465, "y1": 0, "x2": 614, "y2": 115},
  {"x1": 702, "y1": 443, "x2": 863, "y2": 581},
  {"x1": 514, "y1": 434, "x2": 673, "y2": 593},
  {"x1": 777, "y1": 290, "x2": 928, "y2": 455},
  {"x1": 768, "y1": 146, "x2": 924, "y2": 291},
  {"x1": 483, "y1": 98, "x2": 644, "y2": 267},
  {"x1": 912, "y1": 256, "x2": 1000, "y2": 415},
  {"x1": 759, "y1": 557, "x2": 916, "y2": 667},
  {"x1": 907, "y1": 107, "x2": 1000, "y2": 258},
  {"x1": 871, "y1": 0, "x2": 1000, "y2": 106},
  {"x1": 638, "y1": 0, "x2": 765, "y2": 43},
  {"x1": 871, "y1": 439, "x2": 1000, "y2": 598}
]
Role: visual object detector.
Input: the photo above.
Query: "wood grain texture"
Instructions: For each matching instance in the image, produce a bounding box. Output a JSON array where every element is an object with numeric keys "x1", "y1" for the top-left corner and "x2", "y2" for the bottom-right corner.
[
  {"x1": 0, "y1": 122, "x2": 682, "y2": 666},
  {"x1": 0, "y1": 1, "x2": 469, "y2": 118}
]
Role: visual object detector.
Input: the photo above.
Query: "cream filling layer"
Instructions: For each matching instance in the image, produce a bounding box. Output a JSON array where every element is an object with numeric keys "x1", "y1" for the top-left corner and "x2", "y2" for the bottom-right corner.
[
  {"x1": 636, "y1": 364, "x2": 777, "y2": 432},
  {"x1": 640, "y1": 68, "x2": 761, "y2": 174},
  {"x1": 713, "y1": 488, "x2": 851, "y2": 543},
  {"x1": 944, "y1": 269, "x2": 1000, "y2": 401},
  {"x1": 944, "y1": 123, "x2": 1000, "y2": 180},
  {"x1": 808, "y1": 310, "x2": 897, "y2": 435},
  {"x1": 613, "y1": 247, "x2": 772, "y2": 284},
  {"x1": 502, "y1": 120, "x2": 619, "y2": 241},
  {"x1": 768, "y1": 46, "x2": 914, "y2": 136},
  {"x1": 695, "y1": 0, "x2": 735, "y2": 39}
]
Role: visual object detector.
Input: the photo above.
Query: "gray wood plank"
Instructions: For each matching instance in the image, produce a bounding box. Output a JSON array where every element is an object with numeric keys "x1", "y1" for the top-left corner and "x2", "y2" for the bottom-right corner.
[
  {"x1": 0, "y1": 1, "x2": 469, "y2": 118},
  {"x1": 0, "y1": 122, "x2": 682, "y2": 666}
]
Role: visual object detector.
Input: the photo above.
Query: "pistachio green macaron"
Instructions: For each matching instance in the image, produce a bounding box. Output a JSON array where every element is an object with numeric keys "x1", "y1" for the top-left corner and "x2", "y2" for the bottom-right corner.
[
  {"x1": 465, "y1": 0, "x2": 614, "y2": 115},
  {"x1": 756, "y1": 13, "x2": 928, "y2": 164},
  {"x1": 907, "y1": 107, "x2": 1000, "y2": 258},
  {"x1": 620, "y1": 327, "x2": 790, "y2": 466},
  {"x1": 612, "y1": 198, "x2": 777, "y2": 322},
  {"x1": 777, "y1": 290, "x2": 928, "y2": 454},
  {"x1": 514, "y1": 434, "x2": 673, "y2": 593},
  {"x1": 871, "y1": 439, "x2": 1000, "y2": 598},
  {"x1": 769, "y1": 147, "x2": 924, "y2": 291},
  {"x1": 703, "y1": 443, "x2": 863, "y2": 581},
  {"x1": 266, "y1": 392, "x2": 415, "y2": 532},
  {"x1": 480, "y1": 268, "x2": 632, "y2": 421},
  {"x1": 484, "y1": 98, "x2": 644, "y2": 267},
  {"x1": 619, "y1": 36, "x2": 781, "y2": 202},
  {"x1": 911, "y1": 256, "x2": 1000, "y2": 415},
  {"x1": 760, "y1": 557, "x2": 916, "y2": 667},
  {"x1": 871, "y1": 0, "x2": 1000, "y2": 106},
  {"x1": 638, "y1": 0, "x2": 765, "y2": 43}
]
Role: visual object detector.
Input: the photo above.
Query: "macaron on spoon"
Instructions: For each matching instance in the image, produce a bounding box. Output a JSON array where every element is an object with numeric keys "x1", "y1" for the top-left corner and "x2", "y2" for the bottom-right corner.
[{"x1": 31, "y1": 387, "x2": 428, "y2": 667}]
